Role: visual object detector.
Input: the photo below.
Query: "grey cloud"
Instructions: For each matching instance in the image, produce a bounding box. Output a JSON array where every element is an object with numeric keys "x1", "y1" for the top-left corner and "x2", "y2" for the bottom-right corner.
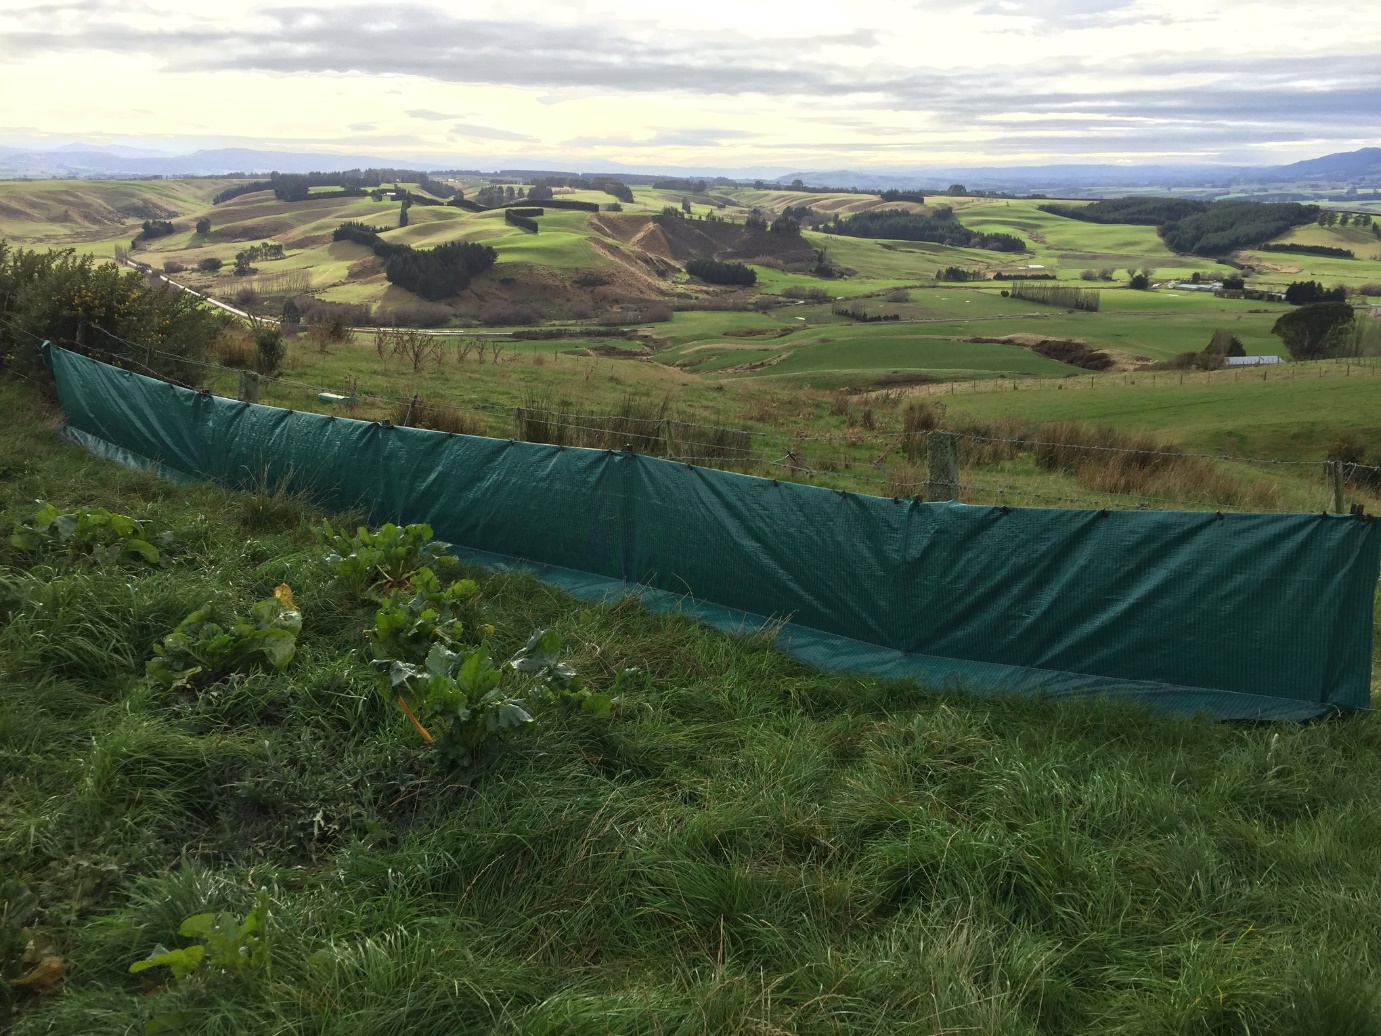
[
  {"x1": 348, "y1": 122, "x2": 375, "y2": 131},
  {"x1": 974, "y1": 0, "x2": 1143, "y2": 27},
  {"x1": 1, "y1": 4, "x2": 881, "y2": 98},
  {"x1": 562, "y1": 127, "x2": 758, "y2": 148},
  {"x1": 448, "y1": 123, "x2": 539, "y2": 143},
  {"x1": 2, "y1": 4, "x2": 1378, "y2": 160}
]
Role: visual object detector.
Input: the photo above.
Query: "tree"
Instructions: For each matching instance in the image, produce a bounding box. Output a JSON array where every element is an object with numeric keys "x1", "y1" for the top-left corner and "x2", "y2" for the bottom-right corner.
[
  {"x1": 1284, "y1": 280, "x2": 1346, "y2": 305},
  {"x1": 199, "y1": 257, "x2": 223, "y2": 273},
  {"x1": 281, "y1": 297, "x2": 301, "y2": 325},
  {"x1": 195, "y1": 217, "x2": 211, "y2": 235},
  {"x1": 1206, "y1": 328, "x2": 1246, "y2": 357},
  {"x1": 946, "y1": 184, "x2": 968, "y2": 196},
  {"x1": 505, "y1": 186, "x2": 516, "y2": 201},
  {"x1": 398, "y1": 198, "x2": 411, "y2": 228},
  {"x1": 234, "y1": 253, "x2": 253, "y2": 276},
  {"x1": 1272, "y1": 302, "x2": 1355, "y2": 360},
  {"x1": 1338, "y1": 212, "x2": 1352, "y2": 227},
  {"x1": 1129, "y1": 273, "x2": 1150, "y2": 290},
  {"x1": 528, "y1": 185, "x2": 553, "y2": 202},
  {"x1": 681, "y1": 197, "x2": 692, "y2": 214}
]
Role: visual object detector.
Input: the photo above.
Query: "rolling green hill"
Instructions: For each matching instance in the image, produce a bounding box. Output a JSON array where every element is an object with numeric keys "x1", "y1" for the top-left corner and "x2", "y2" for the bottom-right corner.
[{"x1": 2, "y1": 177, "x2": 1379, "y2": 392}]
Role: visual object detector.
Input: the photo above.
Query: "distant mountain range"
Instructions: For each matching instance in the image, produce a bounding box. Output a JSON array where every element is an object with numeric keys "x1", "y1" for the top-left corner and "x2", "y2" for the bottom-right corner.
[{"x1": 1, "y1": 142, "x2": 1379, "y2": 194}]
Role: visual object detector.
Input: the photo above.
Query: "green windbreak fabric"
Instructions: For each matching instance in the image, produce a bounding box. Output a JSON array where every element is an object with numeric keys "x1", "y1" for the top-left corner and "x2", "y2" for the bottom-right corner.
[{"x1": 46, "y1": 344, "x2": 1381, "y2": 720}]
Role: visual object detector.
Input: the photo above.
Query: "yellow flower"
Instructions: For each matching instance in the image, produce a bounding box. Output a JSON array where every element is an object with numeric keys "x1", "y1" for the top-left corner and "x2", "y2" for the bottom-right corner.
[{"x1": 273, "y1": 583, "x2": 296, "y2": 610}]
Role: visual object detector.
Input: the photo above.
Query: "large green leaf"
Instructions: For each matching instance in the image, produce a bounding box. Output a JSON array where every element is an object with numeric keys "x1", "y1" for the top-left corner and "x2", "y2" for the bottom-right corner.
[
  {"x1": 508, "y1": 629, "x2": 563, "y2": 673},
  {"x1": 454, "y1": 648, "x2": 501, "y2": 697},
  {"x1": 129, "y1": 944, "x2": 205, "y2": 979},
  {"x1": 124, "y1": 538, "x2": 162, "y2": 564}
]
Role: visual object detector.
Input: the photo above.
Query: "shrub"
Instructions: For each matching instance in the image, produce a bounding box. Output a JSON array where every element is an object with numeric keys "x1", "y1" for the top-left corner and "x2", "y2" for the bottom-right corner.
[
  {"x1": 380, "y1": 302, "x2": 453, "y2": 327},
  {"x1": 901, "y1": 400, "x2": 943, "y2": 461},
  {"x1": 297, "y1": 297, "x2": 370, "y2": 327},
  {"x1": 198, "y1": 257, "x2": 223, "y2": 273},
  {"x1": 194, "y1": 217, "x2": 211, "y2": 235},
  {"x1": 782, "y1": 286, "x2": 829, "y2": 302},
  {"x1": 163, "y1": 260, "x2": 185, "y2": 275},
  {"x1": 251, "y1": 321, "x2": 285, "y2": 375},
  {"x1": 213, "y1": 327, "x2": 257, "y2": 369},
  {"x1": 479, "y1": 301, "x2": 539, "y2": 326},
  {"x1": 393, "y1": 398, "x2": 485, "y2": 435},
  {"x1": 0, "y1": 244, "x2": 226, "y2": 387},
  {"x1": 233, "y1": 287, "x2": 260, "y2": 308},
  {"x1": 885, "y1": 288, "x2": 911, "y2": 303}
]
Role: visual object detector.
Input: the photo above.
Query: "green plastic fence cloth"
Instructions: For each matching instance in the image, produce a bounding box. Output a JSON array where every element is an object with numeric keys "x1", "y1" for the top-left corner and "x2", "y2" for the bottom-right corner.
[{"x1": 47, "y1": 344, "x2": 1380, "y2": 720}]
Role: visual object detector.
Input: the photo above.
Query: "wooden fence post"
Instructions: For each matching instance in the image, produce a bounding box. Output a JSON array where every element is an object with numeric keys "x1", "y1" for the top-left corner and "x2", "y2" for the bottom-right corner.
[
  {"x1": 1331, "y1": 461, "x2": 1346, "y2": 514},
  {"x1": 238, "y1": 370, "x2": 259, "y2": 403},
  {"x1": 926, "y1": 431, "x2": 959, "y2": 502}
]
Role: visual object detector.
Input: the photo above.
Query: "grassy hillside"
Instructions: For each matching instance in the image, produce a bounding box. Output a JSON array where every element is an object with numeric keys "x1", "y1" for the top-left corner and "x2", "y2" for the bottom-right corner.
[{"x1": 3, "y1": 378, "x2": 1381, "y2": 1034}]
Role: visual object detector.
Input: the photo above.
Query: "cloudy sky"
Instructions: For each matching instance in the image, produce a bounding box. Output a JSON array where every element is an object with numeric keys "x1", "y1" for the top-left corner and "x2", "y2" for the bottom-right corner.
[{"x1": 0, "y1": 0, "x2": 1378, "y2": 170}]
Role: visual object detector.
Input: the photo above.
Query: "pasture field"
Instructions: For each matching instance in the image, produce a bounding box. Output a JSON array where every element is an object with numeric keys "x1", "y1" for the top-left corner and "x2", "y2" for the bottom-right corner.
[
  {"x1": 173, "y1": 324, "x2": 1381, "y2": 519},
  {"x1": 2, "y1": 175, "x2": 1379, "y2": 416},
  {"x1": 4, "y1": 376, "x2": 1381, "y2": 1034}
]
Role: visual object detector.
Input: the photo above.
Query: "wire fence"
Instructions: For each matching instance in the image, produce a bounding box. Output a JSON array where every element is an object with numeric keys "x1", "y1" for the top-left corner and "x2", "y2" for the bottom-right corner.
[
  {"x1": 5, "y1": 317, "x2": 1379, "y2": 516},
  {"x1": 901, "y1": 355, "x2": 1381, "y2": 400}
]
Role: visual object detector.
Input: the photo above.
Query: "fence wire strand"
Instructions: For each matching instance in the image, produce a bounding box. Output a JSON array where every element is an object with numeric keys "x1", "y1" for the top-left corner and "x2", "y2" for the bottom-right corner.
[{"x1": 9, "y1": 326, "x2": 1381, "y2": 513}]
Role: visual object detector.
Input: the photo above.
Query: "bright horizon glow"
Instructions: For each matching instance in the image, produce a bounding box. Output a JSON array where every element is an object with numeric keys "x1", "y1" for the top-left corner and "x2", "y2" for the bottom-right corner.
[{"x1": 0, "y1": 0, "x2": 1378, "y2": 172}]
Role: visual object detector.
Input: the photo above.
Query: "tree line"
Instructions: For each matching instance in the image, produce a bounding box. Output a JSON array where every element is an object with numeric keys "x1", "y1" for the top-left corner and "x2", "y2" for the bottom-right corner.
[
  {"x1": 213, "y1": 169, "x2": 460, "y2": 205},
  {"x1": 331, "y1": 223, "x2": 497, "y2": 300},
  {"x1": 1040, "y1": 197, "x2": 1320, "y2": 256},
  {"x1": 821, "y1": 208, "x2": 1026, "y2": 252}
]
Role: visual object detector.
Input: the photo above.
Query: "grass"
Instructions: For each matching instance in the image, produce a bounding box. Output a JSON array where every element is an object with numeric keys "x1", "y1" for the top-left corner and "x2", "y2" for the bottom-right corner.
[
  {"x1": 944, "y1": 363, "x2": 1381, "y2": 459},
  {"x1": 733, "y1": 325, "x2": 1081, "y2": 380},
  {"x1": 4, "y1": 377, "x2": 1381, "y2": 1034}
]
